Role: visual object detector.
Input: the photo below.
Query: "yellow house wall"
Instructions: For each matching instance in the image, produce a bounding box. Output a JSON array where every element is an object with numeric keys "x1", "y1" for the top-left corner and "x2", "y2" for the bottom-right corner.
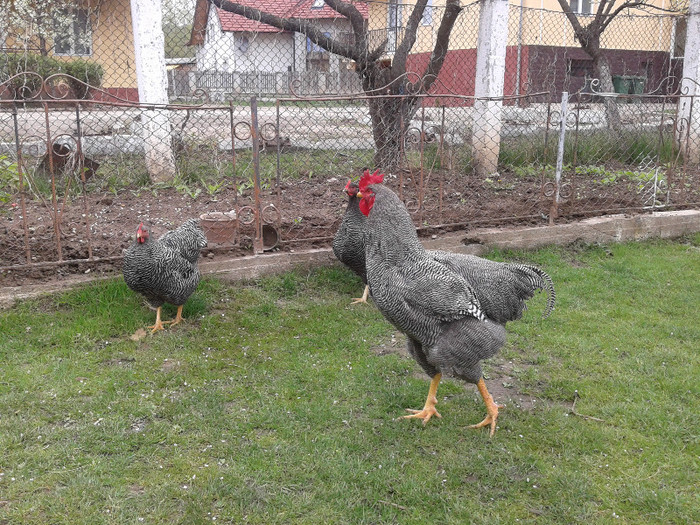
[
  {"x1": 89, "y1": 0, "x2": 137, "y2": 90},
  {"x1": 368, "y1": 0, "x2": 679, "y2": 54},
  {"x1": 517, "y1": 4, "x2": 676, "y2": 51},
  {"x1": 3, "y1": 0, "x2": 136, "y2": 91}
]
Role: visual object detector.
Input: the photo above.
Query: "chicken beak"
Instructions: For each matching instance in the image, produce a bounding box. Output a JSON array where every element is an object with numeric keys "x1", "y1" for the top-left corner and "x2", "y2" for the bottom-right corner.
[{"x1": 356, "y1": 191, "x2": 363, "y2": 198}]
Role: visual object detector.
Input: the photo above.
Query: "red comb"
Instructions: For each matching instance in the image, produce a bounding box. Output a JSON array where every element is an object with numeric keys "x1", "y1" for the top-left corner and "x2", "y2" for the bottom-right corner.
[{"x1": 358, "y1": 169, "x2": 384, "y2": 192}]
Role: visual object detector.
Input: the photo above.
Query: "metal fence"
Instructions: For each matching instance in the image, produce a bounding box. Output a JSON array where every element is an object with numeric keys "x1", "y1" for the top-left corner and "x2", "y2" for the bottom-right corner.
[
  {"x1": 190, "y1": 70, "x2": 363, "y2": 100},
  {"x1": 1, "y1": 1, "x2": 699, "y2": 284}
]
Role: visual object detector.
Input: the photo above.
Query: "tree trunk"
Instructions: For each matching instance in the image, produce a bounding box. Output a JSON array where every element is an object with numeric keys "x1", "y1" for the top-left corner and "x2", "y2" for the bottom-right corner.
[
  {"x1": 593, "y1": 54, "x2": 622, "y2": 131},
  {"x1": 39, "y1": 36, "x2": 48, "y2": 56},
  {"x1": 360, "y1": 61, "x2": 420, "y2": 172},
  {"x1": 208, "y1": 0, "x2": 460, "y2": 172},
  {"x1": 368, "y1": 94, "x2": 418, "y2": 172},
  {"x1": 358, "y1": 0, "x2": 460, "y2": 172}
]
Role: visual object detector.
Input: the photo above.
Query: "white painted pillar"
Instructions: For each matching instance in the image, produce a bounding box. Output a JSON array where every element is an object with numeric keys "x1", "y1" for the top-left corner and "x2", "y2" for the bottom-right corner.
[
  {"x1": 471, "y1": 0, "x2": 509, "y2": 176},
  {"x1": 678, "y1": 0, "x2": 700, "y2": 164},
  {"x1": 130, "y1": 0, "x2": 176, "y2": 182}
]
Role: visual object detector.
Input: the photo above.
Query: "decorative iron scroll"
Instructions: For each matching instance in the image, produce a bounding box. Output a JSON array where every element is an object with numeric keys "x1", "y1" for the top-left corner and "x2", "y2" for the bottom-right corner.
[{"x1": 0, "y1": 72, "x2": 215, "y2": 108}]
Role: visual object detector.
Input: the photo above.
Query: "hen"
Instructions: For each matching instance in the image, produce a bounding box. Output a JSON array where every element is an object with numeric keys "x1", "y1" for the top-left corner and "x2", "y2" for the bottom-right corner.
[
  {"x1": 332, "y1": 171, "x2": 379, "y2": 304},
  {"x1": 358, "y1": 174, "x2": 555, "y2": 436},
  {"x1": 123, "y1": 219, "x2": 207, "y2": 333}
]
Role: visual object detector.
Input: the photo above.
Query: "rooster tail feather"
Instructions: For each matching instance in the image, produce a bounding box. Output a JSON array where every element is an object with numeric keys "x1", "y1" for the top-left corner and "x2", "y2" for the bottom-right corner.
[{"x1": 514, "y1": 264, "x2": 556, "y2": 319}]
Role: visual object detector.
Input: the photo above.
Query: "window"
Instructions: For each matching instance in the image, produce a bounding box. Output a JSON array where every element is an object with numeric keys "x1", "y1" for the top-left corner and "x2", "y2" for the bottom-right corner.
[
  {"x1": 422, "y1": 0, "x2": 433, "y2": 26},
  {"x1": 568, "y1": 0, "x2": 592, "y2": 15},
  {"x1": 568, "y1": 58, "x2": 593, "y2": 77},
  {"x1": 307, "y1": 32, "x2": 331, "y2": 72},
  {"x1": 237, "y1": 35, "x2": 250, "y2": 54},
  {"x1": 387, "y1": 0, "x2": 402, "y2": 52},
  {"x1": 311, "y1": 0, "x2": 325, "y2": 9},
  {"x1": 306, "y1": 32, "x2": 330, "y2": 53},
  {"x1": 388, "y1": 0, "x2": 402, "y2": 29},
  {"x1": 53, "y1": 7, "x2": 92, "y2": 55}
]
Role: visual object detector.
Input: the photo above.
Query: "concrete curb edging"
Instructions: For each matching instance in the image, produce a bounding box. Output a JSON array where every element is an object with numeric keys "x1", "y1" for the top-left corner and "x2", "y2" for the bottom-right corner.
[
  {"x1": 457, "y1": 210, "x2": 700, "y2": 252},
  {"x1": 1, "y1": 210, "x2": 698, "y2": 308}
]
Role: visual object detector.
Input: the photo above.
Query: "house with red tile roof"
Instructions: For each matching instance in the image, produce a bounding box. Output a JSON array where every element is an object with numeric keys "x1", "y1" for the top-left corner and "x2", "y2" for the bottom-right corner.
[{"x1": 188, "y1": 0, "x2": 368, "y2": 99}]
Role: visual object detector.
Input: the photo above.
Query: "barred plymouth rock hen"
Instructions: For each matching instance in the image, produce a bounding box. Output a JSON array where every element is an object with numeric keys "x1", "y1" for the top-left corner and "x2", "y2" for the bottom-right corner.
[
  {"x1": 357, "y1": 175, "x2": 555, "y2": 437},
  {"x1": 332, "y1": 171, "x2": 379, "y2": 304},
  {"x1": 123, "y1": 219, "x2": 207, "y2": 333}
]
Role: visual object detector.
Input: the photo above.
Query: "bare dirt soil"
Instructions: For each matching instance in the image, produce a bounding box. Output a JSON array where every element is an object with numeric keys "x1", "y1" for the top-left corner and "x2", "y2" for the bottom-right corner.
[{"x1": 0, "y1": 167, "x2": 690, "y2": 289}]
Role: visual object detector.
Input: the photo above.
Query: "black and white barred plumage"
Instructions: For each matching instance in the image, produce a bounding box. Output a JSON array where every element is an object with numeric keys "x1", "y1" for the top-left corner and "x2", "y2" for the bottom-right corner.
[
  {"x1": 332, "y1": 181, "x2": 368, "y2": 284},
  {"x1": 363, "y1": 184, "x2": 555, "y2": 385},
  {"x1": 123, "y1": 219, "x2": 207, "y2": 311},
  {"x1": 427, "y1": 251, "x2": 556, "y2": 324}
]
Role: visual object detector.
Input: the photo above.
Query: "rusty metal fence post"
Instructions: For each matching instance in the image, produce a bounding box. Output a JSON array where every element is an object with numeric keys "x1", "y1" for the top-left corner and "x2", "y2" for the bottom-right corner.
[{"x1": 250, "y1": 96, "x2": 263, "y2": 254}]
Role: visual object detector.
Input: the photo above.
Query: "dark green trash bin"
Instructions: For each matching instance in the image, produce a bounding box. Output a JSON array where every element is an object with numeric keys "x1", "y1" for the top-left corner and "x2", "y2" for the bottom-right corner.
[
  {"x1": 612, "y1": 75, "x2": 645, "y2": 102},
  {"x1": 612, "y1": 75, "x2": 632, "y2": 94},
  {"x1": 630, "y1": 76, "x2": 645, "y2": 95}
]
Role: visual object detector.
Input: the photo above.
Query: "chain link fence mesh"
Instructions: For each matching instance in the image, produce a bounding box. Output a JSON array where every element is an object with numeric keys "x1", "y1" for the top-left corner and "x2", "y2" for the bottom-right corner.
[{"x1": 1, "y1": 0, "x2": 698, "y2": 283}]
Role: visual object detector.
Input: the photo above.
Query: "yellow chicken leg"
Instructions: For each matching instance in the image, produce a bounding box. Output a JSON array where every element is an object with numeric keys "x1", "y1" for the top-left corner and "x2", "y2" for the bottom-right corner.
[
  {"x1": 166, "y1": 305, "x2": 185, "y2": 327},
  {"x1": 351, "y1": 285, "x2": 370, "y2": 305},
  {"x1": 469, "y1": 377, "x2": 504, "y2": 437},
  {"x1": 401, "y1": 373, "x2": 442, "y2": 425},
  {"x1": 148, "y1": 306, "x2": 167, "y2": 333}
]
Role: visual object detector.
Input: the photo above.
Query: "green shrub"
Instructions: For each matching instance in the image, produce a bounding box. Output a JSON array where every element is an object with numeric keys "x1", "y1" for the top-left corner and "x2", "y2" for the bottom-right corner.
[
  {"x1": 0, "y1": 154, "x2": 20, "y2": 203},
  {"x1": 63, "y1": 59, "x2": 104, "y2": 99},
  {"x1": 0, "y1": 53, "x2": 103, "y2": 100},
  {"x1": 0, "y1": 53, "x2": 62, "y2": 98}
]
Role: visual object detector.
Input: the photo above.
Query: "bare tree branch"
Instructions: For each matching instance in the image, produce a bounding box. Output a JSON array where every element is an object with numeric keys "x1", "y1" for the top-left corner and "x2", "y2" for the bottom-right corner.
[
  {"x1": 208, "y1": 0, "x2": 359, "y2": 60},
  {"x1": 599, "y1": 1, "x2": 649, "y2": 32},
  {"x1": 560, "y1": 0, "x2": 671, "y2": 41},
  {"x1": 203, "y1": 0, "x2": 466, "y2": 170},
  {"x1": 423, "y1": 0, "x2": 463, "y2": 91},
  {"x1": 393, "y1": 0, "x2": 430, "y2": 78},
  {"x1": 324, "y1": 0, "x2": 366, "y2": 37},
  {"x1": 556, "y1": 0, "x2": 586, "y2": 42}
]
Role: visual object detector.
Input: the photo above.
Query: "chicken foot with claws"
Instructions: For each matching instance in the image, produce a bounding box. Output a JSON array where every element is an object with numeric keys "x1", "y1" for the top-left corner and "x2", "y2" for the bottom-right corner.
[
  {"x1": 148, "y1": 307, "x2": 168, "y2": 333},
  {"x1": 400, "y1": 373, "x2": 442, "y2": 425},
  {"x1": 165, "y1": 305, "x2": 186, "y2": 327},
  {"x1": 351, "y1": 285, "x2": 370, "y2": 305},
  {"x1": 468, "y1": 377, "x2": 504, "y2": 437},
  {"x1": 149, "y1": 305, "x2": 186, "y2": 333}
]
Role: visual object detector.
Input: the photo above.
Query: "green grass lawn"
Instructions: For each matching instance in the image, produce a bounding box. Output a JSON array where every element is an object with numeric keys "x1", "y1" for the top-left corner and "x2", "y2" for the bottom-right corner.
[{"x1": 1, "y1": 237, "x2": 699, "y2": 524}]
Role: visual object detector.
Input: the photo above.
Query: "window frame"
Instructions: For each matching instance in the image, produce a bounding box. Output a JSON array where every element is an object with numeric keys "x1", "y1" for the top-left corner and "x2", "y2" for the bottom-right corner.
[
  {"x1": 53, "y1": 6, "x2": 92, "y2": 56},
  {"x1": 421, "y1": 0, "x2": 433, "y2": 26},
  {"x1": 306, "y1": 32, "x2": 331, "y2": 54},
  {"x1": 568, "y1": 0, "x2": 593, "y2": 15}
]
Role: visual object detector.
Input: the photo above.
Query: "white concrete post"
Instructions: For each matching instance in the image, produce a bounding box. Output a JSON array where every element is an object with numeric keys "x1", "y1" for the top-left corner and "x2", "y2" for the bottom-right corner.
[
  {"x1": 130, "y1": 0, "x2": 176, "y2": 182},
  {"x1": 471, "y1": 0, "x2": 509, "y2": 176},
  {"x1": 678, "y1": 0, "x2": 700, "y2": 164}
]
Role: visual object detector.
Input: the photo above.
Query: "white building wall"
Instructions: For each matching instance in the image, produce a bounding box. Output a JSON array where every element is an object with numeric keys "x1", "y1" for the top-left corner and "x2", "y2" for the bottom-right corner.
[
  {"x1": 193, "y1": 12, "x2": 356, "y2": 96},
  {"x1": 236, "y1": 32, "x2": 294, "y2": 72},
  {"x1": 195, "y1": 6, "x2": 235, "y2": 72},
  {"x1": 292, "y1": 19, "x2": 352, "y2": 74}
]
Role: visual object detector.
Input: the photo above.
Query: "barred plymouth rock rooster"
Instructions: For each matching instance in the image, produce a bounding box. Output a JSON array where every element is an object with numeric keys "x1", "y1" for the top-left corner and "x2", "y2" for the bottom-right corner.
[
  {"x1": 332, "y1": 171, "x2": 379, "y2": 304},
  {"x1": 123, "y1": 219, "x2": 207, "y2": 333},
  {"x1": 357, "y1": 173, "x2": 555, "y2": 436}
]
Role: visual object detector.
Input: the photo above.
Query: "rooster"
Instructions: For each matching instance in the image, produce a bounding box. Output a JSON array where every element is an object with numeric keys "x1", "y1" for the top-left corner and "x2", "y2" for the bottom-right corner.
[
  {"x1": 357, "y1": 172, "x2": 555, "y2": 436},
  {"x1": 332, "y1": 171, "x2": 379, "y2": 304},
  {"x1": 123, "y1": 219, "x2": 207, "y2": 333}
]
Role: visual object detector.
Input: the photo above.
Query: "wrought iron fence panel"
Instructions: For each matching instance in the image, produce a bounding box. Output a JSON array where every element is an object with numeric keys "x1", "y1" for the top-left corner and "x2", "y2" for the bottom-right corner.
[{"x1": 1, "y1": 1, "x2": 699, "y2": 283}]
